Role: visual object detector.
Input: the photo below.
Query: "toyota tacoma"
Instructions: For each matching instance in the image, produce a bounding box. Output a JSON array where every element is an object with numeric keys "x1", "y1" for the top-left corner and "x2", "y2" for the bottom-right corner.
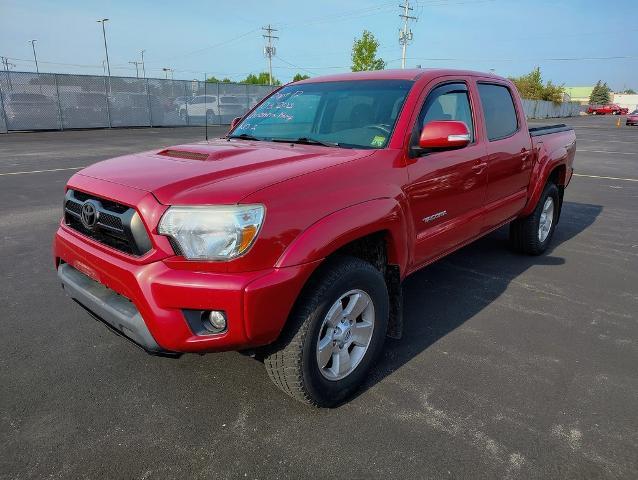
[{"x1": 54, "y1": 69, "x2": 576, "y2": 407}]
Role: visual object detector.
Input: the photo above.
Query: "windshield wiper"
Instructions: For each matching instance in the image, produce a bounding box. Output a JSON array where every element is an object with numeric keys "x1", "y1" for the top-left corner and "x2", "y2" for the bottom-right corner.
[
  {"x1": 227, "y1": 133, "x2": 261, "y2": 141},
  {"x1": 270, "y1": 137, "x2": 340, "y2": 148}
]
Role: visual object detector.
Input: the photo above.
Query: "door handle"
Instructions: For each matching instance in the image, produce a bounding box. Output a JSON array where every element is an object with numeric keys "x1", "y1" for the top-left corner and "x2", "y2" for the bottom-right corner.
[{"x1": 471, "y1": 162, "x2": 487, "y2": 173}]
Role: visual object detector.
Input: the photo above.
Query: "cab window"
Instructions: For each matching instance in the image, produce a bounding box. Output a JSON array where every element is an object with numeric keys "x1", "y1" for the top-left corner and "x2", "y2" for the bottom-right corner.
[{"x1": 416, "y1": 83, "x2": 474, "y2": 143}]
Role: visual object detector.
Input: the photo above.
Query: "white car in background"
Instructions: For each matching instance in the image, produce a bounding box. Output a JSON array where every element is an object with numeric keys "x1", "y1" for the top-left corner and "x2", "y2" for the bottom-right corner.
[{"x1": 178, "y1": 95, "x2": 246, "y2": 123}]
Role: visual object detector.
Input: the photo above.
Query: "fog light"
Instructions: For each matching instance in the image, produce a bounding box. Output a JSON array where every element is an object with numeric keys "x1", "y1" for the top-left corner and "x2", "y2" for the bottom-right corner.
[{"x1": 205, "y1": 310, "x2": 227, "y2": 332}]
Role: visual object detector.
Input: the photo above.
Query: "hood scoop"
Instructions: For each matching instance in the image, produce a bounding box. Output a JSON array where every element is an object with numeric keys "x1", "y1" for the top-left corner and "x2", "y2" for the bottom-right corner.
[{"x1": 158, "y1": 149, "x2": 210, "y2": 161}]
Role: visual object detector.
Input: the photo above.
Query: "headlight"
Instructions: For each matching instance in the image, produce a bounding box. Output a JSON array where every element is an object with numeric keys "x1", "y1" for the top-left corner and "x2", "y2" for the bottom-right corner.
[{"x1": 158, "y1": 205, "x2": 264, "y2": 260}]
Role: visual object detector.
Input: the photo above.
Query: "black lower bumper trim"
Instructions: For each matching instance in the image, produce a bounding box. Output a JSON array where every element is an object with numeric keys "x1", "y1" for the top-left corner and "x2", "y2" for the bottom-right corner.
[{"x1": 58, "y1": 263, "x2": 181, "y2": 358}]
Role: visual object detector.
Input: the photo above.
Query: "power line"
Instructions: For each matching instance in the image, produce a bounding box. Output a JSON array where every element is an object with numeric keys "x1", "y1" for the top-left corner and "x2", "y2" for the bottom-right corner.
[
  {"x1": 262, "y1": 25, "x2": 278, "y2": 86},
  {"x1": 148, "y1": 28, "x2": 259, "y2": 64}
]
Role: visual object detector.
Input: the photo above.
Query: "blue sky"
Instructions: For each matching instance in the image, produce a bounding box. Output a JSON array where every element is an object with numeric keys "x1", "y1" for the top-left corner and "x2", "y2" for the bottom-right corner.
[{"x1": 1, "y1": 0, "x2": 636, "y2": 89}]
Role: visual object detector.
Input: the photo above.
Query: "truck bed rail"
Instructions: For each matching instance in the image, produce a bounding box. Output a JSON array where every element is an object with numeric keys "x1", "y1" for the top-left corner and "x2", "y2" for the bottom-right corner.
[{"x1": 528, "y1": 124, "x2": 573, "y2": 137}]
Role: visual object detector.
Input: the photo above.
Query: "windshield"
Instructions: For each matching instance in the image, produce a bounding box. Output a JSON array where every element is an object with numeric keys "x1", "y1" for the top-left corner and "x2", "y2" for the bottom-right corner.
[{"x1": 231, "y1": 80, "x2": 413, "y2": 149}]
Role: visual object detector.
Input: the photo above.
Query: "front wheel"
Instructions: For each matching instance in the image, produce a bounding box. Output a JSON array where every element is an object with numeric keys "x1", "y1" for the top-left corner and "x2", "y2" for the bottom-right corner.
[
  {"x1": 509, "y1": 182, "x2": 560, "y2": 255},
  {"x1": 264, "y1": 256, "x2": 389, "y2": 407}
]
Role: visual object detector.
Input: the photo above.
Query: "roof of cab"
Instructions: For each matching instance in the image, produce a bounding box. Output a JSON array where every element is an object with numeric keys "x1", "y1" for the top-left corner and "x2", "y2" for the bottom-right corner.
[{"x1": 292, "y1": 68, "x2": 504, "y2": 84}]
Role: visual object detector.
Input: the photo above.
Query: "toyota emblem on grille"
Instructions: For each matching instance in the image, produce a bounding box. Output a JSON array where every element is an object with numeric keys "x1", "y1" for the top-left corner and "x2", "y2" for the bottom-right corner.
[{"x1": 80, "y1": 201, "x2": 99, "y2": 230}]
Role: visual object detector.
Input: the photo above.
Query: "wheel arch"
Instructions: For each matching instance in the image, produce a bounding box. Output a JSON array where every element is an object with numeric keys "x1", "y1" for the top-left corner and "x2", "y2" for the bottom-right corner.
[
  {"x1": 275, "y1": 198, "x2": 409, "y2": 339},
  {"x1": 521, "y1": 144, "x2": 569, "y2": 217}
]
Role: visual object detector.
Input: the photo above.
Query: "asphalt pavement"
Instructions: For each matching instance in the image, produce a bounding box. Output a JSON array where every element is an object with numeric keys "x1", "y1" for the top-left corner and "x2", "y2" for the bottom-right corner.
[{"x1": 1, "y1": 117, "x2": 637, "y2": 479}]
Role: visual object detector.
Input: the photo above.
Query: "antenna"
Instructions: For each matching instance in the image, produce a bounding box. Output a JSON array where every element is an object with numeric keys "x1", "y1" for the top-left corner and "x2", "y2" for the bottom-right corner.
[
  {"x1": 262, "y1": 25, "x2": 278, "y2": 86},
  {"x1": 398, "y1": 0, "x2": 417, "y2": 69}
]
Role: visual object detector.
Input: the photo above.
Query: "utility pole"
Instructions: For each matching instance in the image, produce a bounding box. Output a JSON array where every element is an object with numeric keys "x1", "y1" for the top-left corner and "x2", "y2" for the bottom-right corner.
[
  {"x1": 1, "y1": 56, "x2": 15, "y2": 89},
  {"x1": 129, "y1": 61, "x2": 141, "y2": 78},
  {"x1": 162, "y1": 67, "x2": 173, "y2": 80},
  {"x1": 29, "y1": 39, "x2": 39, "y2": 73},
  {"x1": 262, "y1": 24, "x2": 278, "y2": 86},
  {"x1": 398, "y1": 0, "x2": 417, "y2": 69},
  {"x1": 140, "y1": 49, "x2": 146, "y2": 78}
]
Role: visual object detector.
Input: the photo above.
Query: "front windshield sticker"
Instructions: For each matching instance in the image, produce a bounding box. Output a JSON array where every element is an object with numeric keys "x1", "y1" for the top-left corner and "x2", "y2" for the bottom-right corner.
[{"x1": 371, "y1": 135, "x2": 386, "y2": 147}]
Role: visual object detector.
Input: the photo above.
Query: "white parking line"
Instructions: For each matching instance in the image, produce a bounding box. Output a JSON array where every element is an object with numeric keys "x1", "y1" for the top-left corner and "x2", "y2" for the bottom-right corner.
[
  {"x1": 577, "y1": 149, "x2": 638, "y2": 155},
  {"x1": 0, "y1": 166, "x2": 83, "y2": 176},
  {"x1": 573, "y1": 173, "x2": 638, "y2": 182}
]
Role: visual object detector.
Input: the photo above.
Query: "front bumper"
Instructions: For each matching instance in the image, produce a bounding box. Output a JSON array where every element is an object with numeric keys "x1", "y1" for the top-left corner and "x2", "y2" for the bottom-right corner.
[{"x1": 54, "y1": 225, "x2": 319, "y2": 355}]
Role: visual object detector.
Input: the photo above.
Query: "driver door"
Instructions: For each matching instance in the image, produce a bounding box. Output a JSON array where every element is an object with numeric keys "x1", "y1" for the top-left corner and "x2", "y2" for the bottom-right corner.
[{"x1": 405, "y1": 80, "x2": 488, "y2": 268}]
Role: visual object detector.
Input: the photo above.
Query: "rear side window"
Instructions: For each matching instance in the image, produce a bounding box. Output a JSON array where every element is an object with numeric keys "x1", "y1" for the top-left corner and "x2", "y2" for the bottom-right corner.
[{"x1": 477, "y1": 83, "x2": 518, "y2": 141}]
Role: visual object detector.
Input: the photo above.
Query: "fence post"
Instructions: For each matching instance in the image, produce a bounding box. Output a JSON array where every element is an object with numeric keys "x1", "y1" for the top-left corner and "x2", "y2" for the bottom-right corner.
[
  {"x1": 217, "y1": 82, "x2": 221, "y2": 125},
  {"x1": 146, "y1": 78, "x2": 153, "y2": 127},
  {"x1": 103, "y1": 76, "x2": 112, "y2": 128},
  {"x1": 184, "y1": 81, "x2": 190, "y2": 126},
  {"x1": 0, "y1": 73, "x2": 8, "y2": 132},
  {"x1": 53, "y1": 74, "x2": 64, "y2": 131}
]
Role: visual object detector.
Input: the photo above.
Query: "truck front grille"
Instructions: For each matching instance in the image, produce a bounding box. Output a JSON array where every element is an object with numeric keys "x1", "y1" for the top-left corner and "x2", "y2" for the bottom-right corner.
[{"x1": 64, "y1": 189, "x2": 152, "y2": 256}]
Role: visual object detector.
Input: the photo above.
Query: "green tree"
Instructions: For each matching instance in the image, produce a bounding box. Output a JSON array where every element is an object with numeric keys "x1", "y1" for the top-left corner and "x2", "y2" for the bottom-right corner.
[
  {"x1": 509, "y1": 67, "x2": 564, "y2": 103},
  {"x1": 293, "y1": 73, "x2": 310, "y2": 81},
  {"x1": 589, "y1": 80, "x2": 611, "y2": 104},
  {"x1": 241, "y1": 72, "x2": 281, "y2": 85},
  {"x1": 206, "y1": 76, "x2": 220, "y2": 83},
  {"x1": 206, "y1": 76, "x2": 233, "y2": 83},
  {"x1": 620, "y1": 88, "x2": 636, "y2": 94},
  {"x1": 351, "y1": 30, "x2": 385, "y2": 72}
]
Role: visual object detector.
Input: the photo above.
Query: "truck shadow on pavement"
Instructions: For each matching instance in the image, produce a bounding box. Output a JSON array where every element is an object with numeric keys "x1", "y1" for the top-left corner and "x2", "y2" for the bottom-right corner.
[{"x1": 356, "y1": 201, "x2": 603, "y2": 399}]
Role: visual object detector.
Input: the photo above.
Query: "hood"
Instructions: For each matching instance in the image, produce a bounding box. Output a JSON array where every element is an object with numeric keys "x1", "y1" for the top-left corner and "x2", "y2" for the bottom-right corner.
[{"x1": 77, "y1": 139, "x2": 375, "y2": 205}]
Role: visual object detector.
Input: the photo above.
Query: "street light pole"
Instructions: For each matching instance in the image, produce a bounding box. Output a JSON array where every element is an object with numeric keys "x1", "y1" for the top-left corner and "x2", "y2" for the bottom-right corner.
[
  {"x1": 97, "y1": 19, "x2": 111, "y2": 77},
  {"x1": 29, "y1": 39, "x2": 39, "y2": 73}
]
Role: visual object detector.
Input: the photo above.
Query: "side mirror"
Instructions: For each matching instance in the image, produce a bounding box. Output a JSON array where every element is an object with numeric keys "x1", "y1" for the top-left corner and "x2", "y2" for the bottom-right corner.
[
  {"x1": 230, "y1": 117, "x2": 242, "y2": 130},
  {"x1": 418, "y1": 120, "x2": 471, "y2": 151}
]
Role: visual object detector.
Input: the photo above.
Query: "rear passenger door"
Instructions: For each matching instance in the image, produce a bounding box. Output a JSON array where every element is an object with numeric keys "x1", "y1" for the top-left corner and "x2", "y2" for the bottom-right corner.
[
  {"x1": 405, "y1": 80, "x2": 488, "y2": 268},
  {"x1": 476, "y1": 81, "x2": 533, "y2": 231}
]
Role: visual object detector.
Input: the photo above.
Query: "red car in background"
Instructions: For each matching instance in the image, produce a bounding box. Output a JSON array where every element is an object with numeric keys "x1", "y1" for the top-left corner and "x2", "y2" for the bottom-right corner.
[
  {"x1": 587, "y1": 104, "x2": 626, "y2": 115},
  {"x1": 626, "y1": 110, "x2": 638, "y2": 126}
]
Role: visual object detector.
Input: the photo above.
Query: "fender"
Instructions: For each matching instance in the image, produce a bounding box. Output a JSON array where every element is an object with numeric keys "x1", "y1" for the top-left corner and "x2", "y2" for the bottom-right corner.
[
  {"x1": 275, "y1": 198, "x2": 410, "y2": 276},
  {"x1": 520, "y1": 142, "x2": 568, "y2": 217}
]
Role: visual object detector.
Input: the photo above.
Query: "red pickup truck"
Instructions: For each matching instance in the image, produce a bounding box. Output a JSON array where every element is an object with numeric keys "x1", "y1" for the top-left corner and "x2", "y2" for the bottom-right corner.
[{"x1": 54, "y1": 69, "x2": 576, "y2": 406}]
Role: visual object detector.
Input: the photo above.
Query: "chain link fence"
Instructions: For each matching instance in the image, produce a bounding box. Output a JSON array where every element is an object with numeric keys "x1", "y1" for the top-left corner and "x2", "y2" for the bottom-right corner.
[
  {"x1": 0, "y1": 71, "x2": 277, "y2": 133},
  {"x1": 0, "y1": 71, "x2": 585, "y2": 134}
]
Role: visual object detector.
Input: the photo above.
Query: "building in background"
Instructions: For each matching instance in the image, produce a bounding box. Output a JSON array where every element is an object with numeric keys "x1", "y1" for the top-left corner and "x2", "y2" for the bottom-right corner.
[
  {"x1": 564, "y1": 86, "x2": 595, "y2": 105},
  {"x1": 613, "y1": 94, "x2": 638, "y2": 112}
]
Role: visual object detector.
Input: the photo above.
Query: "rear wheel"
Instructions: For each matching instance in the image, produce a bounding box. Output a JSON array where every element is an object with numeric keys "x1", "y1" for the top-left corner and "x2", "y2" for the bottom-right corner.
[
  {"x1": 264, "y1": 256, "x2": 389, "y2": 407},
  {"x1": 206, "y1": 110, "x2": 216, "y2": 123},
  {"x1": 509, "y1": 182, "x2": 560, "y2": 255}
]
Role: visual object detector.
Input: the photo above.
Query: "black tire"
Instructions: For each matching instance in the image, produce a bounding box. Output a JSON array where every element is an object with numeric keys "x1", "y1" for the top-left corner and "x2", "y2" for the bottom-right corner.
[
  {"x1": 206, "y1": 110, "x2": 215, "y2": 123},
  {"x1": 509, "y1": 182, "x2": 560, "y2": 255},
  {"x1": 264, "y1": 256, "x2": 389, "y2": 407}
]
